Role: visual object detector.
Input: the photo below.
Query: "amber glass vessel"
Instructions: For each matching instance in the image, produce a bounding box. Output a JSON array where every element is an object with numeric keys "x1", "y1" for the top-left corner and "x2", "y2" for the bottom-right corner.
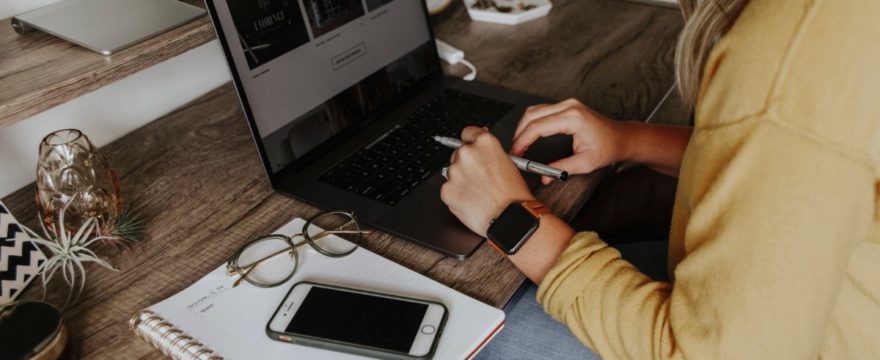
[{"x1": 35, "y1": 129, "x2": 122, "y2": 235}]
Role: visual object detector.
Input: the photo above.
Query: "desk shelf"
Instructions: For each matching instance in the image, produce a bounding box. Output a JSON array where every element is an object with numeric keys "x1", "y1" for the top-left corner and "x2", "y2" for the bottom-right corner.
[{"x1": 0, "y1": 0, "x2": 214, "y2": 128}]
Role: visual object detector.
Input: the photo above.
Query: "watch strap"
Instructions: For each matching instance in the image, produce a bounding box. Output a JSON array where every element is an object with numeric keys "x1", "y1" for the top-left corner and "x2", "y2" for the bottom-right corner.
[
  {"x1": 521, "y1": 200, "x2": 550, "y2": 217},
  {"x1": 485, "y1": 238, "x2": 506, "y2": 255}
]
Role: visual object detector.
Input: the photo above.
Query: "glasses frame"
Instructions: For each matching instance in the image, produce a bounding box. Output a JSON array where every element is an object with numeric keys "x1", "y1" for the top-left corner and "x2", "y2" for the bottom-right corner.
[{"x1": 226, "y1": 210, "x2": 366, "y2": 288}]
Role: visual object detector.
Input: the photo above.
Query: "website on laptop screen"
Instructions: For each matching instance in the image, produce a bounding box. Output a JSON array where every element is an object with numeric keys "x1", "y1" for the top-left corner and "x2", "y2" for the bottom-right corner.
[{"x1": 211, "y1": 0, "x2": 436, "y2": 174}]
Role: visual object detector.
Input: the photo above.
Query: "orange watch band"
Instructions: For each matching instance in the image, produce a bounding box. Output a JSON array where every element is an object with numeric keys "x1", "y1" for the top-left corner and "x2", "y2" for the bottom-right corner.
[
  {"x1": 486, "y1": 238, "x2": 506, "y2": 255},
  {"x1": 521, "y1": 200, "x2": 551, "y2": 217}
]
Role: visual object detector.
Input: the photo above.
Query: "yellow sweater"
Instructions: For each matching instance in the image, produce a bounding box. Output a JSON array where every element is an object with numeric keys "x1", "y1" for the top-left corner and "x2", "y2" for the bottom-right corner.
[{"x1": 537, "y1": 0, "x2": 880, "y2": 358}]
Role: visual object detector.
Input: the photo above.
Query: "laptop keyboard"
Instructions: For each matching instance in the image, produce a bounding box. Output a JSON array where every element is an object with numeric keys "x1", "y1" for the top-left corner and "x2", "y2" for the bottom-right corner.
[{"x1": 319, "y1": 89, "x2": 514, "y2": 205}]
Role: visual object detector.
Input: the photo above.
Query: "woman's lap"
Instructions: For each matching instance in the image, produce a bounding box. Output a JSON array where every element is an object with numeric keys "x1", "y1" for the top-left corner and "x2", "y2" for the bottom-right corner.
[{"x1": 474, "y1": 284, "x2": 600, "y2": 360}]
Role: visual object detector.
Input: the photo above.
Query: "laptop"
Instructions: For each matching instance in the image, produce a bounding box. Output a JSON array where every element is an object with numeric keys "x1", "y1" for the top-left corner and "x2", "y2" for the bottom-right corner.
[
  {"x1": 12, "y1": 0, "x2": 204, "y2": 55},
  {"x1": 204, "y1": 0, "x2": 570, "y2": 259}
]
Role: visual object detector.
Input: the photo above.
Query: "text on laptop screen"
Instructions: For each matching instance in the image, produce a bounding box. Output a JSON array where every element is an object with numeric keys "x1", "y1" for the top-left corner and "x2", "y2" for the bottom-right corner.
[{"x1": 211, "y1": 0, "x2": 436, "y2": 174}]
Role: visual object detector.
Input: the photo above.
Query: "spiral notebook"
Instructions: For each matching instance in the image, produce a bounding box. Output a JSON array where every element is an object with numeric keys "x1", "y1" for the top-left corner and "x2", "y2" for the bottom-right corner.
[{"x1": 130, "y1": 218, "x2": 505, "y2": 359}]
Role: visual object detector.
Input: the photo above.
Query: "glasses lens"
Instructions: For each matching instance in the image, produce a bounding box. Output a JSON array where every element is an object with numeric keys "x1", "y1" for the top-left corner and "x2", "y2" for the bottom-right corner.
[
  {"x1": 235, "y1": 236, "x2": 297, "y2": 287},
  {"x1": 304, "y1": 212, "x2": 361, "y2": 257}
]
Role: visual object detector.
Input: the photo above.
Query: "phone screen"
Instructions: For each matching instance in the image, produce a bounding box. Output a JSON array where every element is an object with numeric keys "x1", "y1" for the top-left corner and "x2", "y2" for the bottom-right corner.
[{"x1": 286, "y1": 286, "x2": 429, "y2": 352}]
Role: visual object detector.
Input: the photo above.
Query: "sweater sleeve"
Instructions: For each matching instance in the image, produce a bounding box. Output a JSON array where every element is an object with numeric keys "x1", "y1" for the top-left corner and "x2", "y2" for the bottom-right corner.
[{"x1": 536, "y1": 120, "x2": 875, "y2": 359}]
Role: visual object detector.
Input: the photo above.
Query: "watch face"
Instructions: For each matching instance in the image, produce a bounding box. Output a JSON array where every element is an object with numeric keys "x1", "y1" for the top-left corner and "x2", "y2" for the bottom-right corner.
[{"x1": 487, "y1": 203, "x2": 540, "y2": 254}]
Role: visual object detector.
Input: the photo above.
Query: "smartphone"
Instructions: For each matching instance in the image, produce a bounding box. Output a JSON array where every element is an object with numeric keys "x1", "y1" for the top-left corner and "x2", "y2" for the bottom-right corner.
[{"x1": 267, "y1": 281, "x2": 447, "y2": 359}]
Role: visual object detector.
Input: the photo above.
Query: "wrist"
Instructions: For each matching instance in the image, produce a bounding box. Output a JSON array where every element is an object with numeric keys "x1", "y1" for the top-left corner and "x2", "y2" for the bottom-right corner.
[
  {"x1": 508, "y1": 214, "x2": 576, "y2": 283},
  {"x1": 611, "y1": 120, "x2": 642, "y2": 163}
]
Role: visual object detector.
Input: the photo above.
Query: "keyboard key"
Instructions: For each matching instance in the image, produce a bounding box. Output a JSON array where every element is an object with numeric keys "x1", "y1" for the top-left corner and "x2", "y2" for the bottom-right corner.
[
  {"x1": 356, "y1": 182, "x2": 375, "y2": 196},
  {"x1": 367, "y1": 181, "x2": 401, "y2": 201},
  {"x1": 426, "y1": 154, "x2": 449, "y2": 171}
]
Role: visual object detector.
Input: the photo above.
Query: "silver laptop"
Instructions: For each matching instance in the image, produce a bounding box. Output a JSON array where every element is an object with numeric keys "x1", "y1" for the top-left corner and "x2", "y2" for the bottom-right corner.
[
  {"x1": 12, "y1": 0, "x2": 204, "y2": 55},
  {"x1": 204, "y1": 0, "x2": 570, "y2": 259}
]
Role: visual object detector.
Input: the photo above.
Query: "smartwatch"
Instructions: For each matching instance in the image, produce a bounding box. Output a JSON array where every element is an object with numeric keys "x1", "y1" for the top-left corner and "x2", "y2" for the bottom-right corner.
[{"x1": 486, "y1": 200, "x2": 550, "y2": 255}]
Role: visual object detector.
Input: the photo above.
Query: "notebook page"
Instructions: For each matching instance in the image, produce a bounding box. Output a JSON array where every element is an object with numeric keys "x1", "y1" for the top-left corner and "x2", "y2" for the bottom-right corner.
[{"x1": 149, "y1": 218, "x2": 504, "y2": 359}]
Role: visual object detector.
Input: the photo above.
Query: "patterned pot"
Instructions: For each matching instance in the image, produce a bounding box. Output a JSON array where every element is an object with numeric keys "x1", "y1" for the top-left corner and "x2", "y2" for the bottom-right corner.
[{"x1": 35, "y1": 129, "x2": 122, "y2": 235}]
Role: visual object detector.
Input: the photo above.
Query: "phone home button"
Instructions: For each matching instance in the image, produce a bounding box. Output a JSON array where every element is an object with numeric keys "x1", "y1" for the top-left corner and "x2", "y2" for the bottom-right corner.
[{"x1": 421, "y1": 325, "x2": 436, "y2": 334}]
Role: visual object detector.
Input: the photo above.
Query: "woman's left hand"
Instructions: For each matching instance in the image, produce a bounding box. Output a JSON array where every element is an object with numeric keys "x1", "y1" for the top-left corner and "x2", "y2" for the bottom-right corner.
[{"x1": 440, "y1": 127, "x2": 535, "y2": 237}]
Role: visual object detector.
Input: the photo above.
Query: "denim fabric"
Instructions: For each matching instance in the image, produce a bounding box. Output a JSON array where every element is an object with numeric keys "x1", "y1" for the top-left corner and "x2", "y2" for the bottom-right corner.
[{"x1": 474, "y1": 285, "x2": 601, "y2": 360}]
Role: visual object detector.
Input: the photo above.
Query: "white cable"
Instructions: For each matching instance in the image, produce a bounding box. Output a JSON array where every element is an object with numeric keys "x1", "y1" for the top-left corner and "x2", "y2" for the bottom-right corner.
[
  {"x1": 460, "y1": 59, "x2": 477, "y2": 81},
  {"x1": 644, "y1": 81, "x2": 677, "y2": 124},
  {"x1": 436, "y1": 39, "x2": 477, "y2": 81}
]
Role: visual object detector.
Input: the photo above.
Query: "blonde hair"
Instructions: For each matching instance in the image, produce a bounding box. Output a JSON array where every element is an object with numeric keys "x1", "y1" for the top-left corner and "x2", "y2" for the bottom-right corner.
[{"x1": 675, "y1": 0, "x2": 748, "y2": 108}]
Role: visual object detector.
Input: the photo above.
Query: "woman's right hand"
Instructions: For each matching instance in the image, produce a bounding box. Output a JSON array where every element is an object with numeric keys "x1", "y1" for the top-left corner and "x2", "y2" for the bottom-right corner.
[{"x1": 511, "y1": 98, "x2": 626, "y2": 184}]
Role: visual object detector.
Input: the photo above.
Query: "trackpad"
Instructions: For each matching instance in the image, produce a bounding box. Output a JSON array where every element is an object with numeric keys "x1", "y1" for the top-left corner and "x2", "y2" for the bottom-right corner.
[{"x1": 378, "y1": 181, "x2": 483, "y2": 257}]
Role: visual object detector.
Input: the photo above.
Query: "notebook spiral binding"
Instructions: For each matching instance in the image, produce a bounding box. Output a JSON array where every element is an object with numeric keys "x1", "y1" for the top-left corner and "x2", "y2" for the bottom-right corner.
[{"x1": 130, "y1": 310, "x2": 224, "y2": 360}]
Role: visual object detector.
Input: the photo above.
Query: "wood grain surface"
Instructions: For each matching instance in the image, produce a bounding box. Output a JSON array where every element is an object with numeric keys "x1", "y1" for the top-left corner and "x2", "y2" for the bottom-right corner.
[
  {"x1": 0, "y1": 0, "x2": 212, "y2": 128},
  {"x1": 2, "y1": 1, "x2": 685, "y2": 358}
]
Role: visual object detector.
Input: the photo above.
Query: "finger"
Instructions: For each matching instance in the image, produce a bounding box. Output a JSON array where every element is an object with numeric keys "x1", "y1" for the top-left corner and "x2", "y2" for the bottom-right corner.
[
  {"x1": 449, "y1": 148, "x2": 459, "y2": 164},
  {"x1": 439, "y1": 184, "x2": 462, "y2": 216},
  {"x1": 461, "y1": 126, "x2": 491, "y2": 144},
  {"x1": 444, "y1": 163, "x2": 456, "y2": 181},
  {"x1": 510, "y1": 111, "x2": 578, "y2": 156},
  {"x1": 439, "y1": 183, "x2": 453, "y2": 205},
  {"x1": 514, "y1": 99, "x2": 581, "y2": 139},
  {"x1": 516, "y1": 102, "x2": 572, "y2": 137}
]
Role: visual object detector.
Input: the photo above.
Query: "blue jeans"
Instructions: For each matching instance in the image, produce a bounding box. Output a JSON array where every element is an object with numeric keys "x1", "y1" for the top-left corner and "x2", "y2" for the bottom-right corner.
[
  {"x1": 474, "y1": 284, "x2": 601, "y2": 360},
  {"x1": 475, "y1": 241, "x2": 669, "y2": 360}
]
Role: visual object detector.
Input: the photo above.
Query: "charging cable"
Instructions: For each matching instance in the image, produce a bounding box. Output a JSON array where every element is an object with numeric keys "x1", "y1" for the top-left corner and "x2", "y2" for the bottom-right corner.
[
  {"x1": 435, "y1": 39, "x2": 477, "y2": 81},
  {"x1": 644, "y1": 81, "x2": 677, "y2": 124}
]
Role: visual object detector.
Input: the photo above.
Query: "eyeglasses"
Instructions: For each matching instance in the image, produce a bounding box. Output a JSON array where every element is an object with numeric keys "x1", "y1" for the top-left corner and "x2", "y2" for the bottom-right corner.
[{"x1": 226, "y1": 211, "x2": 370, "y2": 288}]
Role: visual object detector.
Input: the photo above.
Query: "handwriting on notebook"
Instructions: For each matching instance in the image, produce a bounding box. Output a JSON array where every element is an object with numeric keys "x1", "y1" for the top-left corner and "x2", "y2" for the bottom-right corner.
[{"x1": 186, "y1": 284, "x2": 231, "y2": 316}]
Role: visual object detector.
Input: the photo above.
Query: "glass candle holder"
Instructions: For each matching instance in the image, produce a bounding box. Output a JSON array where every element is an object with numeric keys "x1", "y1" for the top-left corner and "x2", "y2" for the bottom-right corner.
[{"x1": 35, "y1": 129, "x2": 123, "y2": 236}]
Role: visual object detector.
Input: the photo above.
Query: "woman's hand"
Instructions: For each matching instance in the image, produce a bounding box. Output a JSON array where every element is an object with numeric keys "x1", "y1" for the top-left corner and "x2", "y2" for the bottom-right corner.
[
  {"x1": 440, "y1": 127, "x2": 535, "y2": 237},
  {"x1": 511, "y1": 98, "x2": 624, "y2": 184},
  {"x1": 440, "y1": 128, "x2": 576, "y2": 284}
]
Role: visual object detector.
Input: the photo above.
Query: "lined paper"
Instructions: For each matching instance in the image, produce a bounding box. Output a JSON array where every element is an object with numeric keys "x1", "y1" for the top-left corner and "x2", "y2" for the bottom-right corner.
[{"x1": 145, "y1": 218, "x2": 505, "y2": 359}]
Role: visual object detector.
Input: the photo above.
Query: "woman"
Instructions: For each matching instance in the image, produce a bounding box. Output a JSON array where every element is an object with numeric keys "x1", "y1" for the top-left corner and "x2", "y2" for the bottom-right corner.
[{"x1": 441, "y1": 0, "x2": 880, "y2": 358}]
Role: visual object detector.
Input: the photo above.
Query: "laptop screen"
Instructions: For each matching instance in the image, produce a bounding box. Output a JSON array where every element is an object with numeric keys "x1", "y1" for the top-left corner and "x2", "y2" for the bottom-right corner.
[{"x1": 208, "y1": 0, "x2": 438, "y2": 175}]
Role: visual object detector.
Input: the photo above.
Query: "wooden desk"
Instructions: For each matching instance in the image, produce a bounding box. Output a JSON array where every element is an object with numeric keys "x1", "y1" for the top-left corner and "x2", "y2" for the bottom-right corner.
[{"x1": 2, "y1": 1, "x2": 684, "y2": 358}]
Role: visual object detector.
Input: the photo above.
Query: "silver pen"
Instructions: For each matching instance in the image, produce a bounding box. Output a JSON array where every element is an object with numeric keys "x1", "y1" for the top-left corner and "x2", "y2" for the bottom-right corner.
[{"x1": 433, "y1": 136, "x2": 569, "y2": 181}]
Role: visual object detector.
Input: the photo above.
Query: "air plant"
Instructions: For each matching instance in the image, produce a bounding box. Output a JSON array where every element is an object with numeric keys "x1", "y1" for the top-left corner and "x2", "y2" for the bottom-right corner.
[
  {"x1": 24, "y1": 200, "x2": 119, "y2": 308},
  {"x1": 105, "y1": 209, "x2": 145, "y2": 250}
]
